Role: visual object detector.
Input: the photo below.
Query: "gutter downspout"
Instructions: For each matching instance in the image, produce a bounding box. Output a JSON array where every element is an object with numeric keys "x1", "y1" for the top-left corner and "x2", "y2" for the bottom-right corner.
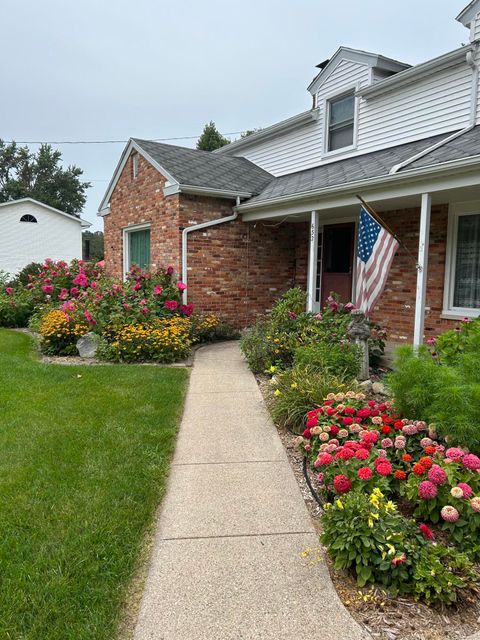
[
  {"x1": 181, "y1": 196, "x2": 240, "y2": 304},
  {"x1": 389, "y1": 46, "x2": 479, "y2": 175}
]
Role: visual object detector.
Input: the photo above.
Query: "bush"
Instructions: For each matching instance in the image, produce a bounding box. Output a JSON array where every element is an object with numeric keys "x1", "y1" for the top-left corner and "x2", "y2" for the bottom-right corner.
[
  {"x1": 267, "y1": 365, "x2": 354, "y2": 432},
  {"x1": 39, "y1": 309, "x2": 89, "y2": 355},
  {"x1": 99, "y1": 318, "x2": 192, "y2": 363},
  {"x1": 190, "y1": 313, "x2": 239, "y2": 344},
  {"x1": 388, "y1": 345, "x2": 480, "y2": 452},
  {"x1": 10, "y1": 262, "x2": 44, "y2": 286},
  {"x1": 294, "y1": 341, "x2": 361, "y2": 381},
  {"x1": 321, "y1": 489, "x2": 477, "y2": 604},
  {"x1": 0, "y1": 288, "x2": 35, "y2": 327}
]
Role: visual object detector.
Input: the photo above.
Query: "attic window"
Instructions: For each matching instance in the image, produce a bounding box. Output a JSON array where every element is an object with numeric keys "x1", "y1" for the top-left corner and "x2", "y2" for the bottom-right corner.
[
  {"x1": 327, "y1": 91, "x2": 355, "y2": 152},
  {"x1": 20, "y1": 214, "x2": 37, "y2": 223},
  {"x1": 132, "y1": 153, "x2": 139, "y2": 179}
]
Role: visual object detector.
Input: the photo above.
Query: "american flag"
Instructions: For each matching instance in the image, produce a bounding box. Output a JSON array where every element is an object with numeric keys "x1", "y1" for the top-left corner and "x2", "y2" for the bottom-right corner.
[{"x1": 355, "y1": 206, "x2": 399, "y2": 316}]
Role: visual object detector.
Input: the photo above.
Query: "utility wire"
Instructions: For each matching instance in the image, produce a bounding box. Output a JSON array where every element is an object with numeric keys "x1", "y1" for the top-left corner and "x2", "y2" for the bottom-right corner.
[{"x1": 2, "y1": 131, "x2": 246, "y2": 145}]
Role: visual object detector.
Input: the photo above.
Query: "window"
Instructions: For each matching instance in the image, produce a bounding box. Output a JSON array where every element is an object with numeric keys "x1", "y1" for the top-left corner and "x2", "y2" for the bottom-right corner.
[
  {"x1": 20, "y1": 214, "x2": 37, "y2": 223},
  {"x1": 327, "y1": 92, "x2": 355, "y2": 152},
  {"x1": 444, "y1": 205, "x2": 480, "y2": 316},
  {"x1": 124, "y1": 225, "x2": 151, "y2": 273},
  {"x1": 132, "y1": 153, "x2": 138, "y2": 179}
]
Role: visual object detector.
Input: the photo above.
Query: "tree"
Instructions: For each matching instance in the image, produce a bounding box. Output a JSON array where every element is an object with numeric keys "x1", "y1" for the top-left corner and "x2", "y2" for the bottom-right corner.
[
  {"x1": 82, "y1": 230, "x2": 104, "y2": 261},
  {"x1": 0, "y1": 140, "x2": 90, "y2": 216},
  {"x1": 196, "y1": 122, "x2": 230, "y2": 151},
  {"x1": 241, "y1": 128, "x2": 262, "y2": 138}
]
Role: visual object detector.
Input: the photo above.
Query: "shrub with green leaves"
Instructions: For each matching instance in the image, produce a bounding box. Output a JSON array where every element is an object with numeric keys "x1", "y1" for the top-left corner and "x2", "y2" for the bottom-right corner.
[
  {"x1": 388, "y1": 345, "x2": 480, "y2": 452},
  {"x1": 294, "y1": 340, "x2": 361, "y2": 382},
  {"x1": 0, "y1": 288, "x2": 35, "y2": 327}
]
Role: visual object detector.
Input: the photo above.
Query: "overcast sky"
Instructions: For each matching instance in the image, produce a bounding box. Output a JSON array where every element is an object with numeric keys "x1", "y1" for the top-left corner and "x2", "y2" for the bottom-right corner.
[{"x1": 1, "y1": 0, "x2": 469, "y2": 230}]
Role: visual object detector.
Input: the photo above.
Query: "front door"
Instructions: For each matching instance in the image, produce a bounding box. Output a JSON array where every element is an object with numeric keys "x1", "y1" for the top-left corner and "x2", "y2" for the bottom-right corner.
[{"x1": 320, "y1": 222, "x2": 355, "y2": 304}]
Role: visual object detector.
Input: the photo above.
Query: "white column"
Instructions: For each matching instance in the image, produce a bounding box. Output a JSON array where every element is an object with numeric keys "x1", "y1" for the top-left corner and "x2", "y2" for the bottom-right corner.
[
  {"x1": 413, "y1": 193, "x2": 431, "y2": 347},
  {"x1": 307, "y1": 210, "x2": 319, "y2": 312}
]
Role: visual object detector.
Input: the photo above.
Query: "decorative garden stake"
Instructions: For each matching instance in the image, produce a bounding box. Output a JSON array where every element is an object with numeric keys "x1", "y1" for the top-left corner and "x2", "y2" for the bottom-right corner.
[{"x1": 347, "y1": 310, "x2": 371, "y2": 380}]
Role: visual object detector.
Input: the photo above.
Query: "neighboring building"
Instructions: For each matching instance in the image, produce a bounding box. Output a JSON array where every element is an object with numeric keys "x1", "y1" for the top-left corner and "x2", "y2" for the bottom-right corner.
[
  {"x1": 100, "y1": 0, "x2": 480, "y2": 345},
  {"x1": 0, "y1": 198, "x2": 91, "y2": 276}
]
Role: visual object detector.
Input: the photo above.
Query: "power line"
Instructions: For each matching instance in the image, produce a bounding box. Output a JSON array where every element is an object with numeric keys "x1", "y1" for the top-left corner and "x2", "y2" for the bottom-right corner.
[{"x1": 2, "y1": 131, "x2": 246, "y2": 145}]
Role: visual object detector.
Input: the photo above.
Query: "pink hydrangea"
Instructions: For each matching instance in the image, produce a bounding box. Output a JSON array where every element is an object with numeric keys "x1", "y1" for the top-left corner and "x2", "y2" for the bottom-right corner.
[
  {"x1": 441, "y1": 505, "x2": 460, "y2": 522},
  {"x1": 419, "y1": 480, "x2": 438, "y2": 500},
  {"x1": 427, "y1": 465, "x2": 447, "y2": 486},
  {"x1": 457, "y1": 483, "x2": 473, "y2": 498},
  {"x1": 462, "y1": 454, "x2": 480, "y2": 471}
]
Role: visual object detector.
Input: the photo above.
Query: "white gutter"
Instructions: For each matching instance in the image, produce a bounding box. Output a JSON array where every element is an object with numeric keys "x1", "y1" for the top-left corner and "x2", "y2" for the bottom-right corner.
[
  {"x1": 390, "y1": 47, "x2": 479, "y2": 175},
  {"x1": 181, "y1": 197, "x2": 240, "y2": 304}
]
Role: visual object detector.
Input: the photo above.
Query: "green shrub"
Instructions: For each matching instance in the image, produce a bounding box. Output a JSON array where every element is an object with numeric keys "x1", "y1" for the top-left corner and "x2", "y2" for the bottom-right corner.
[
  {"x1": 294, "y1": 341, "x2": 361, "y2": 381},
  {"x1": 267, "y1": 364, "x2": 354, "y2": 432},
  {"x1": 0, "y1": 289, "x2": 35, "y2": 327},
  {"x1": 388, "y1": 345, "x2": 480, "y2": 452},
  {"x1": 270, "y1": 287, "x2": 307, "y2": 324},
  {"x1": 9, "y1": 262, "x2": 44, "y2": 286}
]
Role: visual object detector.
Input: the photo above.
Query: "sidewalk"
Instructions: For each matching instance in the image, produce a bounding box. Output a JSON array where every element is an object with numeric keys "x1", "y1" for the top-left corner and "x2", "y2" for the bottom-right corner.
[{"x1": 134, "y1": 341, "x2": 369, "y2": 640}]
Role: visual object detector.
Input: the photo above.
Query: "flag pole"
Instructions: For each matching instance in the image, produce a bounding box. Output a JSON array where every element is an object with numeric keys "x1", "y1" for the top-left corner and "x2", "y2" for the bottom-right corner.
[{"x1": 355, "y1": 195, "x2": 420, "y2": 270}]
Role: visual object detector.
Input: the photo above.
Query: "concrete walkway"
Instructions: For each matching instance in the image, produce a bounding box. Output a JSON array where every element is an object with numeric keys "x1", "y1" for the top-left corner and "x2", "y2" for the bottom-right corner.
[{"x1": 134, "y1": 341, "x2": 369, "y2": 640}]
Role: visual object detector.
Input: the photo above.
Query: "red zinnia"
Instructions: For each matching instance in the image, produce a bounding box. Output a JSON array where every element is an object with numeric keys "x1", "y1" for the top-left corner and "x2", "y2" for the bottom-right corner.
[
  {"x1": 302, "y1": 428, "x2": 312, "y2": 439},
  {"x1": 394, "y1": 420, "x2": 404, "y2": 430},
  {"x1": 424, "y1": 445, "x2": 436, "y2": 456},
  {"x1": 376, "y1": 461, "x2": 392, "y2": 476},
  {"x1": 358, "y1": 467, "x2": 373, "y2": 480},
  {"x1": 355, "y1": 448, "x2": 370, "y2": 461},
  {"x1": 419, "y1": 456, "x2": 433, "y2": 470},
  {"x1": 342, "y1": 417, "x2": 353, "y2": 426},
  {"x1": 419, "y1": 523, "x2": 434, "y2": 540},
  {"x1": 402, "y1": 454, "x2": 413, "y2": 462},
  {"x1": 330, "y1": 425, "x2": 339, "y2": 436},
  {"x1": 333, "y1": 474, "x2": 352, "y2": 494},
  {"x1": 413, "y1": 463, "x2": 426, "y2": 475},
  {"x1": 381, "y1": 426, "x2": 391, "y2": 434},
  {"x1": 394, "y1": 470, "x2": 406, "y2": 480}
]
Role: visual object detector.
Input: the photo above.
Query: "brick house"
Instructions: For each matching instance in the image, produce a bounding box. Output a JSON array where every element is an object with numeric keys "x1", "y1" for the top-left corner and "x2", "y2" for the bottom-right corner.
[{"x1": 100, "y1": 1, "x2": 480, "y2": 345}]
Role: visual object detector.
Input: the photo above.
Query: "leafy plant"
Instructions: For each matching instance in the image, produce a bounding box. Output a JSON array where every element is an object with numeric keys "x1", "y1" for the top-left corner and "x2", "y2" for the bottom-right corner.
[{"x1": 294, "y1": 341, "x2": 361, "y2": 382}]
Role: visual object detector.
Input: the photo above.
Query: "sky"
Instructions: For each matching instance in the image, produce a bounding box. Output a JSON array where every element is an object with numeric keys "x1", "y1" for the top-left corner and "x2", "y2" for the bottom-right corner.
[{"x1": 1, "y1": 0, "x2": 470, "y2": 231}]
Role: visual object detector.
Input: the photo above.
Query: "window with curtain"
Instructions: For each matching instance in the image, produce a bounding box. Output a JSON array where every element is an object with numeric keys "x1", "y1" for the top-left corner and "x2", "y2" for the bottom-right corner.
[
  {"x1": 453, "y1": 213, "x2": 480, "y2": 309},
  {"x1": 129, "y1": 228, "x2": 151, "y2": 270}
]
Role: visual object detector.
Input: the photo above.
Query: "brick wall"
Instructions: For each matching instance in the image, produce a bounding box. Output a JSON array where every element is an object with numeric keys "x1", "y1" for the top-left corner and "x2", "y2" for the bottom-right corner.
[
  {"x1": 180, "y1": 194, "x2": 301, "y2": 326},
  {"x1": 104, "y1": 152, "x2": 181, "y2": 279},
  {"x1": 370, "y1": 204, "x2": 457, "y2": 342}
]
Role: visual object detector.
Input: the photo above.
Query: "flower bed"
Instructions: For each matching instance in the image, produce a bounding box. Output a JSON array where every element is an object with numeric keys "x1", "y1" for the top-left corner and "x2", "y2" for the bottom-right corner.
[
  {"x1": 295, "y1": 392, "x2": 480, "y2": 604},
  {"x1": 1, "y1": 259, "x2": 238, "y2": 362}
]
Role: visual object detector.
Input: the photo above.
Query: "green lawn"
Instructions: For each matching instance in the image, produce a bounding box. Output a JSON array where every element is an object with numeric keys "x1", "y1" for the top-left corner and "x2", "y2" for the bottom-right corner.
[{"x1": 0, "y1": 329, "x2": 188, "y2": 640}]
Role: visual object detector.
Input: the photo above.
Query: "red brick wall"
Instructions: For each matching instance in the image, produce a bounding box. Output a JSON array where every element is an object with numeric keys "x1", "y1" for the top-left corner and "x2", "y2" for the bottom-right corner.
[
  {"x1": 370, "y1": 204, "x2": 458, "y2": 343},
  {"x1": 180, "y1": 195, "x2": 301, "y2": 325},
  {"x1": 104, "y1": 152, "x2": 181, "y2": 279}
]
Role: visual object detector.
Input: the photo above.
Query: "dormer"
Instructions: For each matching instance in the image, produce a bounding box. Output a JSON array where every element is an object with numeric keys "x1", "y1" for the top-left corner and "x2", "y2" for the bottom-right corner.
[
  {"x1": 307, "y1": 48, "x2": 409, "y2": 157},
  {"x1": 457, "y1": 0, "x2": 480, "y2": 42}
]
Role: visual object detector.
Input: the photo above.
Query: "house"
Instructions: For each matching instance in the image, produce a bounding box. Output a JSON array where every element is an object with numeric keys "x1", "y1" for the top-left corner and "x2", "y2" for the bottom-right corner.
[
  {"x1": 100, "y1": 0, "x2": 480, "y2": 345},
  {"x1": 0, "y1": 198, "x2": 91, "y2": 276}
]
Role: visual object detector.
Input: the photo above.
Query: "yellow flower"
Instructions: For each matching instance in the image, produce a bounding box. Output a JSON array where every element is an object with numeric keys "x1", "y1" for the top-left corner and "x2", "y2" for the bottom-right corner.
[
  {"x1": 274, "y1": 389, "x2": 282, "y2": 397},
  {"x1": 335, "y1": 499, "x2": 344, "y2": 510}
]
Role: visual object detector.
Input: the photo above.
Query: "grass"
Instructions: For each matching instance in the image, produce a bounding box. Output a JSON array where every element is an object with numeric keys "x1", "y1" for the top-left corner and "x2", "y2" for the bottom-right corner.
[{"x1": 0, "y1": 329, "x2": 188, "y2": 640}]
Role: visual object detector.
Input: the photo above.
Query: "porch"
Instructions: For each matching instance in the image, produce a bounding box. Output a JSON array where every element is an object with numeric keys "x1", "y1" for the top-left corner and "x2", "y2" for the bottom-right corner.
[{"x1": 240, "y1": 180, "x2": 480, "y2": 346}]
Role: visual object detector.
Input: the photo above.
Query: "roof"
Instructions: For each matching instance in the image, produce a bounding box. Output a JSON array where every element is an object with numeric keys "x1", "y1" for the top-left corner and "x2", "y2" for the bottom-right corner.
[
  {"x1": 132, "y1": 138, "x2": 273, "y2": 195},
  {"x1": 0, "y1": 197, "x2": 91, "y2": 227},
  {"x1": 242, "y1": 133, "x2": 463, "y2": 206},
  {"x1": 407, "y1": 126, "x2": 480, "y2": 170},
  {"x1": 456, "y1": 0, "x2": 480, "y2": 26}
]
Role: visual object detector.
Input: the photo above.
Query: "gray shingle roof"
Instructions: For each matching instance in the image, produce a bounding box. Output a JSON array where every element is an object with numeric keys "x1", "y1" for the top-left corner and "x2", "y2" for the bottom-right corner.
[
  {"x1": 133, "y1": 138, "x2": 272, "y2": 195},
  {"x1": 246, "y1": 134, "x2": 451, "y2": 205},
  {"x1": 406, "y1": 125, "x2": 480, "y2": 170}
]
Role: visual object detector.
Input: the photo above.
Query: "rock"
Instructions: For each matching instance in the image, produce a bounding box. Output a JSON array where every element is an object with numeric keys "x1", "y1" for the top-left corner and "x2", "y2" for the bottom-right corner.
[
  {"x1": 76, "y1": 332, "x2": 100, "y2": 358},
  {"x1": 360, "y1": 380, "x2": 373, "y2": 391},
  {"x1": 372, "y1": 381, "x2": 386, "y2": 395}
]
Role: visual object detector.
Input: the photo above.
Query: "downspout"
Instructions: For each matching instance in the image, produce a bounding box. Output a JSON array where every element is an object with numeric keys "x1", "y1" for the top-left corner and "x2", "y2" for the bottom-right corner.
[
  {"x1": 181, "y1": 196, "x2": 240, "y2": 304},
  {"x1": 389, "y1": 46, "x2": 479, "y2": 175}
]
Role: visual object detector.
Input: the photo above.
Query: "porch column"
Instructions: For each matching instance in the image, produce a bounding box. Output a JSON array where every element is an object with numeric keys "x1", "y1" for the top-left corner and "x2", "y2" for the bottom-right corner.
[
  {"x1": 307, "y1": 210, "x2": 319, "y2": 312},
  {"x1": 413, "y1": 193, "x2": 431, "y2": 347}
]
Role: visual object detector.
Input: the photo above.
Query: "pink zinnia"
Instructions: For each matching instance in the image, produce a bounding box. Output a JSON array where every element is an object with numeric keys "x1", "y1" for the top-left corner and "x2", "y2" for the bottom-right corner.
[
  {"x1": 470, "y1": 497, "x2": 480, "y2": 513},
  {"x1": 358, "y1": 467, "x2": 373, "y2": 480},
  {"x1": 381, "y1": 438, "x2": 393, "y2": 449},
  {"x1": 441, "y1": 505, "x2": 460, "y2": 522},
  {"x1": 164, "y1": 300, "x2": 178, "y2": 311},
  {"x1": 457, "y1": 483, "x2": 473, "y2": 498},
  {"x1": 462, "y1": 454, "x2": 480, "y2": 471},
  {"x1": 376, "y1": 461, "x2": 392, "y2": 476},
  {"x1": 427, "y1": 465, "x2": 447, "y2": 486},
  {"x1": 419, "y1": 480, "x2": 438, "y2": 500},
  {"x1": 153, "y1": 285, "x2": 163, "y2": 295},
  {"x1": 333, "y1": 474, "x2": 352, "y2": 494},
  {"x1": 445, "y1": 447, "x2": 465, "y2": 461}
]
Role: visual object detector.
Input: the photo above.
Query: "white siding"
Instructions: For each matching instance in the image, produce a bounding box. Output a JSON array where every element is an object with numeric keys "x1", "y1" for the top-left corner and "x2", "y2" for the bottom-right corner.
[
  {"x1": 0, "y1": 201, "x2": 83, "y2": 277},
  {"x1": 357, "y1": 64, "x2": 472, "y2": 152}
]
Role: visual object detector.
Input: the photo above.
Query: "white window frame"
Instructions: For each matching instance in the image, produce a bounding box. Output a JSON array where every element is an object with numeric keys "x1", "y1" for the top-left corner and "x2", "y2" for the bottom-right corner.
[
  {"x1": 442, "y1": 201, "x2": 480, "y2": 319},
  {"x1": 322, "y1": 85, "x2": 359, "y2": 159},
  {"x1": 132, "y1": 153, "x2": 139, "y2": 179},
  {"x1": 122, "y1": 222, "x2": 151, "y2": 277}
]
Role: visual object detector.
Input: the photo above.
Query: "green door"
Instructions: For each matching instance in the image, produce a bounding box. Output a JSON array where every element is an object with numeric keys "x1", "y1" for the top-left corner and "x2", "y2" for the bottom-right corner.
[{"x1": 129, "y1": 229, "x2": 151, "y2": 269}]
